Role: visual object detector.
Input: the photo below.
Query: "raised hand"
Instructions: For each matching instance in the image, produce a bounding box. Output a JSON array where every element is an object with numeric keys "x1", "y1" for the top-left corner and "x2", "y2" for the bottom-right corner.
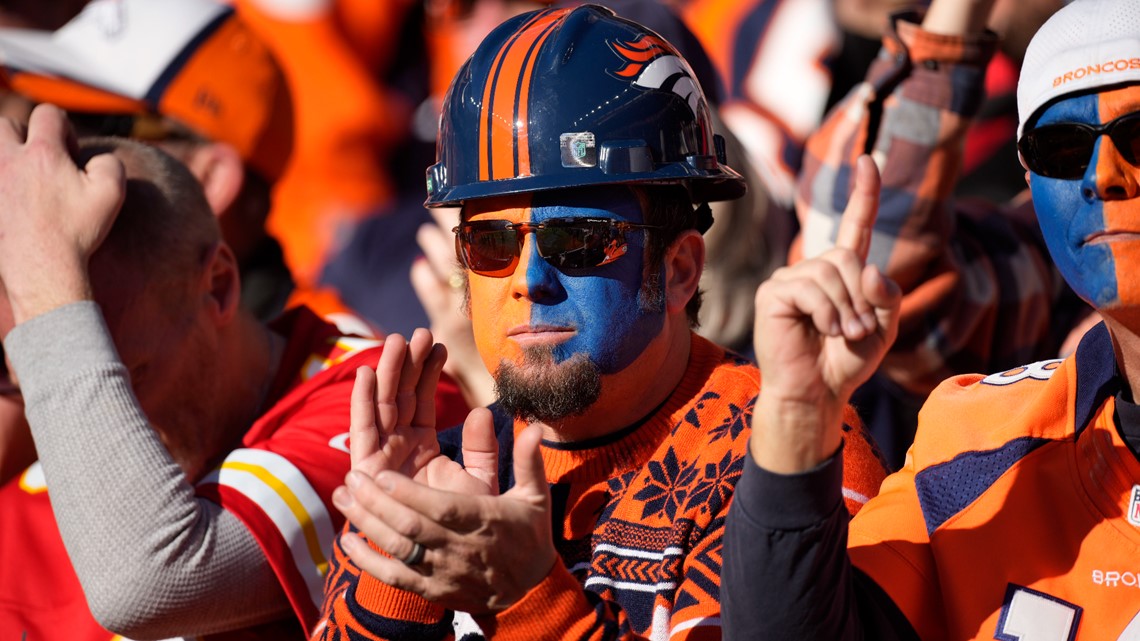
[
  {"x1": 336, "y1": 327, "x2": 512, "y2": 576},
  {"x1": 0, "y1": 104, "x2": 125, "y2": 324},
  {"x1": 337, "y1": 423, "x2": 556, "y2": 615},
  {"x1": 752, "y1": 156, "x2": 901, "y2": 473},
  {"x1": 348, "y1": 328, "x2": 448, "y2": 480},
  {"x1": 345, "y1": 327, "x2": 500, "y2": 491}
]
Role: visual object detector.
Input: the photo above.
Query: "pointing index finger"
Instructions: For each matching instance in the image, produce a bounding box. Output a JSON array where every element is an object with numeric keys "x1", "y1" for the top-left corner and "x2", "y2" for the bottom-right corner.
[{"x1": 834, "y1": 155, "x2": 881, "y2": 262}]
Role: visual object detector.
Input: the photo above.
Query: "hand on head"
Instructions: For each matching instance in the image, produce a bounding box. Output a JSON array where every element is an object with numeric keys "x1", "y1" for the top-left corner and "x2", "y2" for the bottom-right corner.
[
  {"x1": 752, "y1": 156, "x2": 901, "y2": 473},
  {"x1": 0, "y1": 104, "x2": 125, "y2": 325}
]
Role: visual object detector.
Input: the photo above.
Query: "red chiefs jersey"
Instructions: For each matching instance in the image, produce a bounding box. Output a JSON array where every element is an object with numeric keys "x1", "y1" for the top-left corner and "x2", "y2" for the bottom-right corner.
[
  {"x1": 0, "y1": 307, "x2": 468, "y2": 640},
  {"x1": 848, "y1": 323, "x2": 1140, "y2": 640}
]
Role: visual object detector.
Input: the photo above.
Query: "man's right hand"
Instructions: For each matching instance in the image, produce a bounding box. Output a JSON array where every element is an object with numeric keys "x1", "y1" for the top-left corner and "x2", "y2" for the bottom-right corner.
[
  {"x1": 0, "y1": 104, "x2": 125, "y2": 326},
  {"x1": 751, "y1": 156, "x2": 901, "y2": 474},
  {"x1": 341, "y1": 326, "x2": 499, "y2": 508},
  {"x1": 335, "y1": 327, "x2": 506, "y2": 573}
]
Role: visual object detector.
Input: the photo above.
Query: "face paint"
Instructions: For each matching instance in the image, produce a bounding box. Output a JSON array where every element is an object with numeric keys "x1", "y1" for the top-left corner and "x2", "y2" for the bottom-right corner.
[
  {"x1": 1028, "y1": 86, "x2": 1140, "y2": 310},
  {"x1": 465, "y1": 187, "x2": 666, "y2": 380}
]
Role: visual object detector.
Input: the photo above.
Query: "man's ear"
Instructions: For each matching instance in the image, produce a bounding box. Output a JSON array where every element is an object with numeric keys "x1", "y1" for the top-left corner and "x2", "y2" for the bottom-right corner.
[
  {"x1": 200, "y1": 242, "x2": 242, "y2": 325},
  {"x1": 664, "y1": 230, "x2": 705, "y2": 316},
  {"x1": 182, "y1": 142, "x2": 245, "y2": 217}
]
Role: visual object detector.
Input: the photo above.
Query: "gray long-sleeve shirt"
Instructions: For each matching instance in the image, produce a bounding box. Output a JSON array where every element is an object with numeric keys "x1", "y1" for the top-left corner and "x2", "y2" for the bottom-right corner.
[{"x1": 5, "y1": 301, "x2": 290, "y2": 638}]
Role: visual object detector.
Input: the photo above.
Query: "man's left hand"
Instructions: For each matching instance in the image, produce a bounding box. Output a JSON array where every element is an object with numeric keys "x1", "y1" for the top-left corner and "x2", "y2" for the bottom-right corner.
[{"x1": 337, "y1": 423, "x2": 557, "y2": 615}]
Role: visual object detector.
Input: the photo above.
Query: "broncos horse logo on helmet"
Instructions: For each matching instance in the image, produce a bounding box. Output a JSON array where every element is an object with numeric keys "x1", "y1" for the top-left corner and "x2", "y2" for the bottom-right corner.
[
  {"x1": 425, "y1": 4, "x2": 745, "y2": 211},
  {"x1": 611, "y1": 34, "x2": 703, "y2": 119}
]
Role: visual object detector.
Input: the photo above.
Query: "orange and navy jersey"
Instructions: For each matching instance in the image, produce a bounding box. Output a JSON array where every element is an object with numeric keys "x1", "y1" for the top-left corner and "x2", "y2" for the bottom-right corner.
[
  {"x1": 313, "y1": 334, "x2": 887, "y2": 640},
  {"x1": 848, "y1": 322, "x2": 1140, "y2": 640}
]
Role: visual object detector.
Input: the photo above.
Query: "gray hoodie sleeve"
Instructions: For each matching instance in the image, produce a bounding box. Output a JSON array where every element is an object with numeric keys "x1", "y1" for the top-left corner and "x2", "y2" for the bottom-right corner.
[{"x1": 4, "y1": 301, "x2": 293, "y2": 638}]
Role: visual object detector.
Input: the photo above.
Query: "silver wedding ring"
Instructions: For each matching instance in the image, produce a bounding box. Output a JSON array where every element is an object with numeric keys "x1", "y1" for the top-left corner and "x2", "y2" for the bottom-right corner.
[{"x1": 401, "y1": 541, "x2": 425, "y2": 566}]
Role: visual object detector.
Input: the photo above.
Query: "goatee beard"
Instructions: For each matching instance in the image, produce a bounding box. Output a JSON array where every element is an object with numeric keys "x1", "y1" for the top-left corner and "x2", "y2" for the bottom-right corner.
[{"x1": 494, "y1": 347, "x2": 602, "y2": 423}]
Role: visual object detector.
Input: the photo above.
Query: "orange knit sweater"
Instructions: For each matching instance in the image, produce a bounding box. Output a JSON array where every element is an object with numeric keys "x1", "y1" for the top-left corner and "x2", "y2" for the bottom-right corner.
[{"x1": 313, "y1": 334, "x2": 887, "y2": 640}]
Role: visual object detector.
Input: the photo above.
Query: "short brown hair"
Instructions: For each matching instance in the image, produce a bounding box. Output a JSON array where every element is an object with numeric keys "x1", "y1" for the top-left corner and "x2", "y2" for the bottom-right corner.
[
  {"x1": 636, "y1": 185, "x2": 704, "y2": 327},
  {"x1": 79, "y1": 137, "x2": 220, "y2": 301}
]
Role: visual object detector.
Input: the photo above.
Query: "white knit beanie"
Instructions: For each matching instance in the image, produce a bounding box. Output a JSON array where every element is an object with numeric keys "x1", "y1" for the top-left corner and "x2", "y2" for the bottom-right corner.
[{"x1": 1018, "y1": 0, "x2": 1140, "y2": 138}]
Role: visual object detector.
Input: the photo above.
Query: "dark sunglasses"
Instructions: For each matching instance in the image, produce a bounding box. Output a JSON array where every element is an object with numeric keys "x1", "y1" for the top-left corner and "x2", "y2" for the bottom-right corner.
[
  {"x1": 1018, "y1": 110, "x2": 1140, "y2": 179},
  {"x1": 453, "y1": 217, "x2": 661, "y2": 277}
]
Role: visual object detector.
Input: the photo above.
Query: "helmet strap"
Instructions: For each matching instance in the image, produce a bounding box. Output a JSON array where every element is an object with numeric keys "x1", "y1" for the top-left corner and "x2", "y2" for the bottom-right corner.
[{"x1": 695, "y1": 202, "x2": 714, "y2": 234}]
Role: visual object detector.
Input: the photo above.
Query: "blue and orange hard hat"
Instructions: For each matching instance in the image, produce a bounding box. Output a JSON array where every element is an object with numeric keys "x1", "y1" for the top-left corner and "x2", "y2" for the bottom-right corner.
[{"x1": 425, "y1": 4, "x2": 745, "y2": 209}]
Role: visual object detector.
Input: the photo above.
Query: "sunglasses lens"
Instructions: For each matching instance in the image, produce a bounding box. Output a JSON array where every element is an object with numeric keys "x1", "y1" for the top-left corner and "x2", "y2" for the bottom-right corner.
[
  {"x1": 459, "y1": 225, "x2": 519, "y2": 276},
  {"x1": 457, "y1": 219, "x2": 639, "y2": 276},
  {"x1": 1022, "y1": 125, "x2": 1096, "y2": 179},
  {"x1": 536, "y1": 223, "x2": 607, "y2": 269},
  {"x1": 1111, "y1": 113, "x2": 1140, "y2": 166}
]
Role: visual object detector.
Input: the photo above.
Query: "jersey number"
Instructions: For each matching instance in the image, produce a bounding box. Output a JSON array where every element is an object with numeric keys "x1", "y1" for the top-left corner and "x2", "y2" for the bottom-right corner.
[{"x1": 981, "y1": 360, "x2": 1062, "y2": 387}]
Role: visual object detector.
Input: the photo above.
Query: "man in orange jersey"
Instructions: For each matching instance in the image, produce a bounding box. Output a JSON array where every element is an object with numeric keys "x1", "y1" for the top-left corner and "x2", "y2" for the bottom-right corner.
[
  {"x1": 311, "y1": 6, "x2": 889, "y2": 640},
  {"x1": 0, "y1": 109, "x2": 468, "y2": 639},
  {"x1": 725, "y1": 0, "x2": 1140, "y2": 639}
]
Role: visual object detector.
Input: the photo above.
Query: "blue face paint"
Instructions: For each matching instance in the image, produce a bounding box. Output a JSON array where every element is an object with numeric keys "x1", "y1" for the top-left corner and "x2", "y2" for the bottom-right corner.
[
  {"x1": 525, "y1": 187, "x2": 666, "y2": 374},
  {"x1": 1028, "y1": 92, "x2": 1119, "y2": 307}
]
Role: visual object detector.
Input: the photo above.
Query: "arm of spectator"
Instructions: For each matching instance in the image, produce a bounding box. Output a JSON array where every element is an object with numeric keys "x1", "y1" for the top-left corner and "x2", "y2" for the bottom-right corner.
[
  {"x1": 723, "y1": 446, "x2": 922, "y2": 640},
  {"x1": 795, "y1": 0, "x2": 1062, "y2": 397},
  {"x1": 7, "y1": 305, "x2": 295, "y2": 635},
  {"x1": 723, "y1": 156, "x2": 905, "y2": 638},
  {"x1": 412, "y1": 208, "x2": 497, "y2": 408},
  {"x1": 0, "y1": 106, "x2": 295, "y2": 636}
]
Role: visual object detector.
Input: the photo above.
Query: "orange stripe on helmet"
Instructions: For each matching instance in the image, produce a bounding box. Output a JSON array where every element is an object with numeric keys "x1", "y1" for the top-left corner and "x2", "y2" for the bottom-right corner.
[
  {"x1": 478, "y1": 35, "x2": 511, "y2": 182},
  {"x1": 482, "y1": 9, "x2": 565, "y2": 181},
  {"x1": 514, "y1": 12, "x2": 564, "y2": 177}
]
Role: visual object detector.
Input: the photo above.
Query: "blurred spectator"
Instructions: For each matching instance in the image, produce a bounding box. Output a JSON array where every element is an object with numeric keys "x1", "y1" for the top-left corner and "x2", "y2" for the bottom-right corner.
[
  {"x1": 0, "y1": 0, "x2": 304, "y2": 322},
  {"x1": 675, "y1": 0, "x2": 841, "y2": 209},
  {"x1": 234, "y1": 0, "x2": 417, "y2": 290}
]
